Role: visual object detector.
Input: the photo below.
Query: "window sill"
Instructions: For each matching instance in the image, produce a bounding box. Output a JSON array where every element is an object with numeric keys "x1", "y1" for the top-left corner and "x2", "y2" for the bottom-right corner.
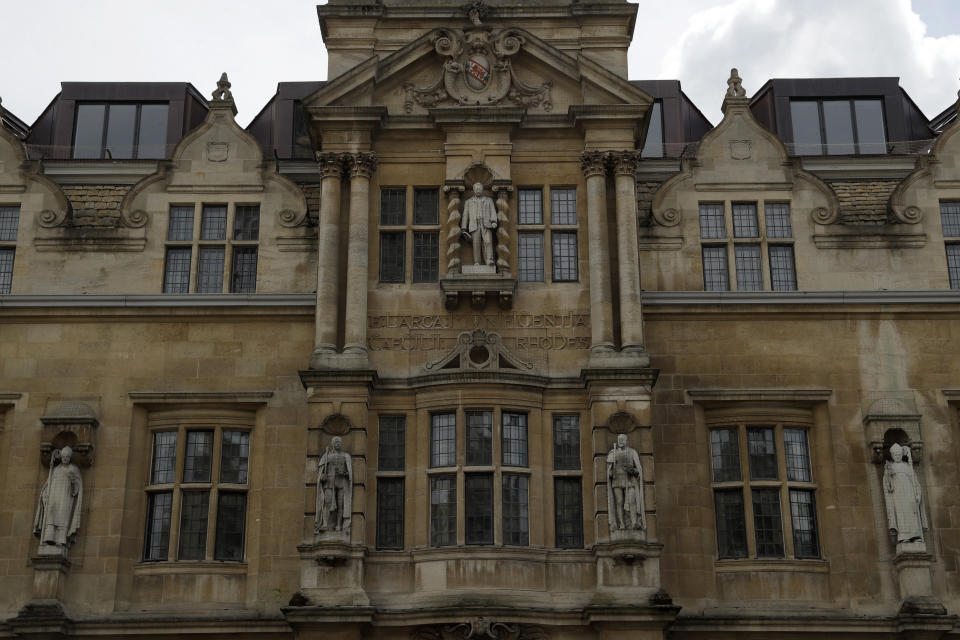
[
  {"x1": 714, "y1": 558, "x2": 828, "y2": 573},
  {"x1": 133, "y1": 561, "x2": 248, "y2": 576}
]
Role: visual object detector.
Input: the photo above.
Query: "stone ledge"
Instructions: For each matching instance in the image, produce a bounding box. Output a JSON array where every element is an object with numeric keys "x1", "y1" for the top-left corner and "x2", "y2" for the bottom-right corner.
[{"x1": 813, "y1": 233, "x2": 927, "y2": 249}]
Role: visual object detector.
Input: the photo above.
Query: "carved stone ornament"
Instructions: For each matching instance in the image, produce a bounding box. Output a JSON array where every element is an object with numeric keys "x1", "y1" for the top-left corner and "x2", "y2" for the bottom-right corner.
[
  {"x1": 320, "y1": 413, "x2": 352, "y2": 436},
  {"x1": 346, "y1": 152, "x2": 377, "y2": 179},
  {"x1": 411, "y1": 618, "x2": 548, "y2": 640},
  {"x1": 211, "y1": 72, "x2": 233, "y2": 101},
  {"x1": 726, "y1": 68, "x2": 746, "y2": 98},
  {"x1": 424, "y1": 329, "x2": 533, "y2": 372},
  {"x1": 206, "y1": 141, "x2": 229, "y2": 162},
  {"x1": 729, "y1": 139, "x2": 752, "y2": 160},
  {"x1": 607, "y1": 410, "x2": 639, "y2": 434},
  {"x1": 403, "y1": 26, "x2": 552, "y2": 112}
]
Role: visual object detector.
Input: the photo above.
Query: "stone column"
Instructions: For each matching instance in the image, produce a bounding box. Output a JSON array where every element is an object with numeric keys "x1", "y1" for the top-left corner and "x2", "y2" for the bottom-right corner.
[
  {"x1": 310, "y1": 153, "x2": 344, "y2": 368},
  {"x1": 580, "y1": 151, "x2": 615, "y2": 355},
  {"x1": 610, "y1": 151, "x2": 646, "y2": 356},
  {"x1": 341, "y1": 152, "x2": 377, "y2": 366}
]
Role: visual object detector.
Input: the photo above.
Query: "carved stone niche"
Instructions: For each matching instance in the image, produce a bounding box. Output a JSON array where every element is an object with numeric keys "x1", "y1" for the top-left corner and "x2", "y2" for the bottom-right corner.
[
  {"x1": 40, "y1": 400, "x2": 98, "y2": 467},
  {"x1": 411, "y1": 617, "x2": 548, "y2": 640},
  {"x1": 863, "y1": 396, "x2": 922, "y2": 465}
]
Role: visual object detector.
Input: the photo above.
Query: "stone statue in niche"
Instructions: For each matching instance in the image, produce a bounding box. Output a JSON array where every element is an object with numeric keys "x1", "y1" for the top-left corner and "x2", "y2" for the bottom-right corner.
[
  {"x1": 883, "y1": 442, "x2": 927, "y2": 552},
  {"x1": 315, "y1": 436, "x2": 353, "y2": 538},
  {"x1": 34, "y1": 446, "x2": 83, "y2": 556},
  {"x1": 461, "y1": 182, "x2": 498, "y2": 270},
  {"x1": 607, "y1": 434, "x2": 646, "y2": 535}
]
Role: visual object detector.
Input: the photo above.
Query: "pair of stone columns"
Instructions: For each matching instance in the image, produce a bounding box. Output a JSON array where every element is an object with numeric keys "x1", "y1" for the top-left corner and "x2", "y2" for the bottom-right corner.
[
  {"x1": 581, "y1": 150, "x2": 646, "y2": 360},
  {"x1": 311, "y1": 151, "x2": 377, "y2": 369}
]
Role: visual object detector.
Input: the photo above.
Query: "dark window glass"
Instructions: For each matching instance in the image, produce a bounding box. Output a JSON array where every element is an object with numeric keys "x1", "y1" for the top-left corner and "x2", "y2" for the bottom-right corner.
[
  {"x1": 823, "y1": 100, "x2": 855, "y2": 155},
  {"x1": 200, "y1": 205, "x2": 227, "y2": 241},
  {"x1": 234, "y1": 205, "x2": 260, "y2": 241},
  {"x1": 231, "y1": 247, "x2": 258, "y2": 293},
  {"x1": 948, "y1": 244, "x2": 960, "y2": 289},
  {"x1": 502, "y1": 474, "x2": 529, "y2": 546},
  {"x1": 292, "y1": 100, "x2": 313, "y2": 159},
  {"x1": 854, "y1": 99, "x2": 886, "y2": 154},
  {"x1": 0, "y1": 248, "x2": 13, "y2": 294},
  {"x1": 702, "y1": 246, "x2": 729, "y2": 291},
  {"x1": 747, "y1": 427, "x2": 777, "y2": 480},
  {"x1": 105, "y1": 104, "x2": 136, "y2": 159},
  {"x1": 734, "y1": 244, "x2": 762, "y2": 291},
  {"x1": 554, "y1": 477, "x2": 583, "y2": 548},
  {"x1": 553, "y1": 415, "x2": 581, "y2": 470},
  {"x1": 144, "y1": 491, "x2": 173, "y2": 561},
  {"x1": 465, "y1": 473, "x2": 494, "y2": 544},
  {"x1": 769, "y1": 245, "x2": 797, "y2": 291},
  {"x1": 732, "y1": 204, "x2": 758, "y2": 238},
  {"x1": 378, "y1": 415, "x2": 406, "y2": 472},
  {"x1": 714, "y1": 489, "x2": 747, "y2": 558},
  {"x1": 764, "y1": 203, "x2": 792, "y2": 238},
  {"x1": 502, "y1": 412, "x2": 528, "y2": 467},
  {"x1": 466, "y1": 411, "x2": 493, "y2": 466},
  {"x1": 213, "y1": 492, "x2": 246, "y2": 561},
  {"x1": 0, "y1": 205, "x2": 21, "y2": 241},
  {"x1": 518, "y1": 232, "x2": 544, "y2": 282},
  {"x1": 177, "y1": 491, "x2": 209, "y2": 560},
  {"x1": 551, "y1": 231, "x2": 578, "y2": 281},
  {"x1": 430, "y1": 413, "x2": 456, "y2": 467},
  {"x1": 413, "y1": 232, "x2": 439, "y2": 283},
  {"x1": 197, "y1": 247, "x2": 225, "y2": 293},
  {"x1": 379, "y1": 232, "x2": 405, "y2": 283},
  {"x1": 376, "y1": 478, "x2": 405, "y2": 550},
  {"x1": 380, "y1": 188, "x2": 406, "y2": 226},
  {"x1": 137, "y1": 104, "x2": 169, "y2": 159},
  {"x1": 790, "y1": 489, "x2": 820, "y2": 558},
  {"x1": 73, "y1": 104, "x2": 106, "y2": 159},
  {"x1": 183, "y1": 430, "x2": 213, "y2": 482},
  {"x1": 167, "y1": 206, "x2": 194, "y2": 241},
  {"x1": 752, "y1": 487, "x2": 785, "y2": 557},
  {"x1": 430, "y1": 475, "x2": 456, "y2": 547},
  {"x1": 790, "y1": 101, "x2": 822, "y2": 155},
  {"x1": 163, "y1": 247, "x2": 192, "y2": 294},
  {"x1": 518, "y1": 189, "x2": 543, "y2": 225},
  {"x1": 220, "y1": 430, "x2": 250, "y2": 484},
  {"x1": 150, "y1": 431, "x2": 178, "y2": 484},
  {"x1": 710, "y1": 428, "x2": 741, "y2": 482},
  {"x1": 413, "y1": 189, "x2": 439, "y2": 225},
  {"x1": 941, "y1": 202, "x2": 960, "y2": 237},
  {"x1": 641, "y1": 101, "x2": 664, "y2": 158},
  {"x1": 550, "y1": 188, "x2": 577, "y2": 225},
  {"x1": 784, "y1": 428, "x2": 811, "y2": 482},
  {"x1": 699, "y1": 203, "x2": 725, "y2": 239}
]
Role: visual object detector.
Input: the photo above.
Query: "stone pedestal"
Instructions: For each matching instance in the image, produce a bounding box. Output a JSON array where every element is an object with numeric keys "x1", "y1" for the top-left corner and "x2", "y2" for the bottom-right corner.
[
  {"x1": 9, "y1": 556, "x2": 73, "y2": 637},
  {"x1": 894, "y1": 552, "x2": 945, "y2": 614}
]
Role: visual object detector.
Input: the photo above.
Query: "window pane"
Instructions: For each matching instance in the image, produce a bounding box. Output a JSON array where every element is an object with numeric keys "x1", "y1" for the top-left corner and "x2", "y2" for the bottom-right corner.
[
  {"x1": 550, "y1": 188, "x2": 577, "y2": 225},
  {"x1": 430, "y1": 413, "x2": 456, "y2": 467},
  {"x1": 233, "y1": 205, "x2": 260, "y2": 241},
  {"x1": 752, "y1": 487, "x2": 785, "y2": 557},
  {"x1": 183, "y1": 430, "x2": 213, "y2": 482},
  {"x1": 466, "y1": 411, "x2": 492, "y2": 466},
  {"x1": 0, "y1": 205, "x2": 21, "y2": 242},
  {"x1": 231, "y1": 247, "x2": 258, "y2": 294},
  {"x1": 380, "y1": 188, "x2": 406, "y2": 226},
  {"x1": 551, "y1": 231, "x2": 578, "y2": 281},
  {"x1": 144, "y1": 491, "x2": 173, "y2": 561},
  {"x1": 518, "y1": 189, "x2": 543, "y2": 225},
  {"x1": 167, "y1": 206, "x2": 194, "y2": 241},
  {"x1": 702, "y1": 246, "x2": 729, "y2": 291},
  {"x1": 790, "y1": 489, "x2": 820, "y2": 558},
  {"x1": 163, "y1": 247, "x2": 191, "y2": 294},
  {"x1": 137, "y1": 104, "x2": 168, "y2": 159},
  {"x1": 379, "y1": 232, "x2": 405, "y2": 283},
  {"x1": 940, "y1": 201, "x2": 960, "y2": 237},
  {"x1": 699, "y1": 203, "x2": 725, "y2": 239},
  {"x1": 376, "y1": 477, "x2": 405, "y2": 550},
  {"x1": 948, "y1": 244, "x2": 960, "y2": 289},
  {"x1": 732, "y1": 203, "x2": 758, "y2": 238},
  {"x1": 105, "y1": 104, "x2": 136, "y2": 159},
  {"x1": 790, "y1": 101, "x2": 822, "y2": 155},
  {"x1": 714, "y1": 489, "x2": 747, "y2": 558},
  {"x1": 220, "y1": 430, "x2": 250, "y2": 484},
  {"x1": 150, "y1": 431, "x2": 178, "y2": 484},
  {"x1": 413, "y1": 232, "x2": 439, "y2": 283},
  {"x1": 747, "y1": 427, "x2": 777, "y2": 480},
  {"x1": 554, "y1": 477, "x2": 583, "y2": 548},
  {"x1": 641, "y1": 101, "x2": 664, "y2": 158},
  {"x1": 734, "y1": 244, "x2": 762, "y2": 291},
  {"x1": 378, "y1": 415, "x2": 406, "y2": 472},
  {"x1": 177, "y1": 490, "x2": 209, "y2": 560},
  {"x1": 784, "y1": 428, "x2": 811, "y2": 482},
  {"x1": 769, "y1": 245, "x2": 797, "y2": 292},
  {"x1": 710, "y1": 428, "x2": 741, "y2": 482},
  {"x1": 200, "y1": 205, "x2": 227, "y2": 241},
  {"x1": 197, "y1": 247, "x2": 225, "y2": 293},
  {"x1": 465, "y1": 474, "x2": 494, "y2": 544},
  {"x1": 764, "y1": 203, "x2": 792, "y2": 238},
  {"x1": 73, "y1": 104, "x2": 105, "y2": 159},
  {"x1": 823, "y1": 100, "x2": 855, "y2": 155},
  {"x1": 502, "y1": 474, "x2": 529, "y2": 546},
  {"x1": 430, "y1": 475, "x2": 456, "y2": 547},
  {"x1": 553, "y1": 415, "x2": 581, "y2": 470},
  {"x1": 518, "y1": 232, "x2": 544, "y2": 282},
  {"x1": 0, "y1": 248, "x2": 13, "y2": 295},
  {"x1": 854, "y1": 99, "x2": 886, "y2": 154},
  {"x1": 502, "y1": 412, "x2": 528, "y2": 467},
  {"x1": 214, "y1": 492, "x2": 246, "y2": 561},
  {"x1": 414, "y1": 188, "x2": 439, "y2": 225}
]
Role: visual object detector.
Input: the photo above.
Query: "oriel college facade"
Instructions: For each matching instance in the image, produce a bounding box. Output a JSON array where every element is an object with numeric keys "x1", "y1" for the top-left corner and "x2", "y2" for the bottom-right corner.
[{"x1": 4, "y1": 1, "x2": 960, "y2": 639}]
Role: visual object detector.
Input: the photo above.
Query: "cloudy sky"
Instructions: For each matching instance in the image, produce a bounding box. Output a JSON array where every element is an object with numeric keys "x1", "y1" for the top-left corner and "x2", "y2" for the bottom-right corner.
[{"x1": 2, "y1": 0, "x2": 959, "y2": 135}]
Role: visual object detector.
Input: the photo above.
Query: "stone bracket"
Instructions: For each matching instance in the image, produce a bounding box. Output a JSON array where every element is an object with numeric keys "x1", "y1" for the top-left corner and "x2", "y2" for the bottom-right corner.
[{"x1": 440, "y1": 275, "x2": 517, "y2": 310}]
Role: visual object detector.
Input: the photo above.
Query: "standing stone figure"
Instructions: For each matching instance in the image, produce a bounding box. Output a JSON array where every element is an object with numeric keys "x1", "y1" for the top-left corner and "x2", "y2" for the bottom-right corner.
[
  {"x1": 883, "y1": 442, "x2": 926, "y2": 550},
  {"x1": 606, "y1": 434, "x2": 646, "y2": 533},
  {"x1": 34, "y1": 446, "x2": 83, "y2": 556},
  {"x1": 315, "y1": 436, "x2": 353, "y2": 537},
  {"x1": 461, "y1": 182, "x2": 498, "y2": 267}
]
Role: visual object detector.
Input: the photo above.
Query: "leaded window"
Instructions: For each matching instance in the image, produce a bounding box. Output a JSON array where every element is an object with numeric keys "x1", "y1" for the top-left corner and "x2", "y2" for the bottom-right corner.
[
  {"x1": 465, "y1": 474, "x2": 494, "y2": 544},
  {"x1": 431, "y1": 413, "x2": 456, "y2": 467},
  {"x1": 702, "y1": 246, "x2": 729, "y2": 292},
  {"x1": 553, "y1": 415, "x2": 580, "y2": 470},
  {"x1": 430, "y1": 475, "x2": 456, "y2": 547},
  {"x1": 554, "y1": 477, "x2": 584, "y2": 549},
  {"x1": 379, "y1": 232, "x2": 405, "y2": 283},
  {"x1": 466, "y1": 411, "x2": 493, "y2": 466},
  {"x1": 377, "y1": 478, "x2": 404, "y2": 549},
  {"x1": 379, "y1": 186, "x2": 440, "y2": 283},
  {"x1": 502, "y1": 474, "x2": 529, "y2": 545},
  {"x1": 734, "y1": 245, "x2": 762, "y2": 291},
  {"x1": 378, "y1": 416, "x2": 406, "y2": 472},
  {"x1": 502, "y1": 412, "x2": 528, "y2": 467},
  {"x1": 519, "y1": 187, "x2": 578, "y2": 283},
  {"x1": 0, "y1": 205, "x2": 19, "y2": 294},
  {"x1": 413, "y1": 232, "x2": 439, "y2": 283},
  {"x1": 551, "y1": 231, "x2": 578, "y2": 282},
  {"x1": 518, "y1": 232, "x2": 544, "y2": 282},
  {"x1": 941, "y1": 202, "x2": 960, "y2": 289}
]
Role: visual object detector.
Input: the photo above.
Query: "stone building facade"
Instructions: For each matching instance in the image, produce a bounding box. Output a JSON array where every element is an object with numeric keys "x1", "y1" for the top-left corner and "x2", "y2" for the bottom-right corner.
[{"x1": 1, "y1": 1, "x2": 960, "y2": 639}]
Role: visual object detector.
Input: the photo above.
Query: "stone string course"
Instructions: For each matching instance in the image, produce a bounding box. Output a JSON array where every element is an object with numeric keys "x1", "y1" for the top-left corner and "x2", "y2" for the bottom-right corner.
[
  {"x1": 62, "y1": 185, "x2": 132, "y2": 228},
  {"x1": 827, "y1": 179, "x2": 899, "y2": 226}
]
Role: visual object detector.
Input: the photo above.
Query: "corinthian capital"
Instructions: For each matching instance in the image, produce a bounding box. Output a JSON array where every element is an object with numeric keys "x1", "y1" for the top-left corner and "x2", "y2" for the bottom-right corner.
[
  {"x1": 609, "y1": 150, "x2": 641, "y2": 177},
  {"x1": 346, "y1": 152, "x2": 377, "y2": 179},
  {"x1": 579, "y1": 151, "x2": 607, "y2": 179},
  {"x1": 317, "y1": 152, "x2": 345, "y2": 179}
]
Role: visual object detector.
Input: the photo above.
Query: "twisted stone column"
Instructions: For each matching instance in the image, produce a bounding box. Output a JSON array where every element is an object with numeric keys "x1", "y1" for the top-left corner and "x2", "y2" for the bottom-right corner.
[
  {"x1": 342, "y1": 152, "x2": 377, "y2": 363},
  {"x1": 610, "y1": 151, "x2": 646, "y2": 355},
  {"x1": 580, "y1": 151, "x2": 615, "y2": 355},
  {"x1": 310, "y1": 153, "x2": 344, "y2": 366}
]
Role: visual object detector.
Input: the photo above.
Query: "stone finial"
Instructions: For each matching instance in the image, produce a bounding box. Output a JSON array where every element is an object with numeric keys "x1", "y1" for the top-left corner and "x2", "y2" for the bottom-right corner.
[
  {"x1": 462, "y1": 0, "x2": 489, "y2": 27},
  {"x1": 212, "y1": 72, "x2": 233, "y2": 101},
  {"x1": 727, "y1": 68, "x2": 746, "y2": 98}
]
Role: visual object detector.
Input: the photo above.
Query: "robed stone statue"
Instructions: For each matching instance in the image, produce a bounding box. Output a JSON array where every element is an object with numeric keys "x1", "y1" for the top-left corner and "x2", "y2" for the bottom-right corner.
[
  {"x1": 461, "y1": 182, "x2": 498, "y2": 268},
  {"x1": 315, "y1": 436, "x2": 353, "y2": 538},
  {"x1": 607, "y1": 434, "x2": 646, "y2": 535},
  {"x1": 34, "y1": 446, "x2": 83, "y2": 556},
  {"x1": 883, "y1": 442, "x2": 927, "y2": 551}
]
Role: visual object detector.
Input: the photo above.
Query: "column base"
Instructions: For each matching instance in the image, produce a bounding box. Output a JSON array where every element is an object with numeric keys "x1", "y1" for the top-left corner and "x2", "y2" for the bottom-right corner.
[
  {"x1": 588, "y1": 348, "x2": 650, "y2": 368},
  {"x1": 309, "y1": 346, "x2": 369, "y2": 370}
]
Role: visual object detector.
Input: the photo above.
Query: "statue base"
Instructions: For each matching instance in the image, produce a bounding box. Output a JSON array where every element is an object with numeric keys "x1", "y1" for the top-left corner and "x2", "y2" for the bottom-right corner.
[
  {"x1": 461, "y1": 264, "x2": 497, "y2": 275},
  {"x1": 296, "y1": 541, "x2": 370, "y2": 608},
  {"x1": 610, "y1": 528, "x2": 647, "y2": 543},
  {"x1": 441, "y1": 272, "x2": 517, "y2": 310}
]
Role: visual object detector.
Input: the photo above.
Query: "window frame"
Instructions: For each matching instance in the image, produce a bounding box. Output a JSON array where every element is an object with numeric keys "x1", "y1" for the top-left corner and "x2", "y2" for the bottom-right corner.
[
  {"x1": 940, "y1": 201, "x2": 960, "y2": 289},
  {"x1": 72, "y1": 102, "x2": 169, "y2": 160},
  {"x1": 0, "y1": 204, "x2": 19, "y2": 294},
  {"x1": 378, "y1": 186, "x2": 441, "y2": 284},
  {"x1": 789, "y1": 98, "x2": 887, "y2": 156},
  {"x1": 517, "y1": 186, "x2": 579, "y2": 283}
]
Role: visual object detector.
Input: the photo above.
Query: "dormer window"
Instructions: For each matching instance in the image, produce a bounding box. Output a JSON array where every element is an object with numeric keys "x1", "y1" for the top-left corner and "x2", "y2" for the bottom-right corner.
[
  {"x1": 73, "y1": 103, "x2": 168, "y2": 159},
  {"x1": 789, "y1": 99, "x2": 886, "y2": 156}
]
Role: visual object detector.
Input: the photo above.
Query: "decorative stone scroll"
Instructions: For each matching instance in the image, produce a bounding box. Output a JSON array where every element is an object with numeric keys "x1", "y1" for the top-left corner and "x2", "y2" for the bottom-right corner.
[
  {"x1": 424, "y1": 329, "x2": 533, "y2": 372},
  {"x1": 411, "y1": 617, "x2": 548, "y2": 640}
]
